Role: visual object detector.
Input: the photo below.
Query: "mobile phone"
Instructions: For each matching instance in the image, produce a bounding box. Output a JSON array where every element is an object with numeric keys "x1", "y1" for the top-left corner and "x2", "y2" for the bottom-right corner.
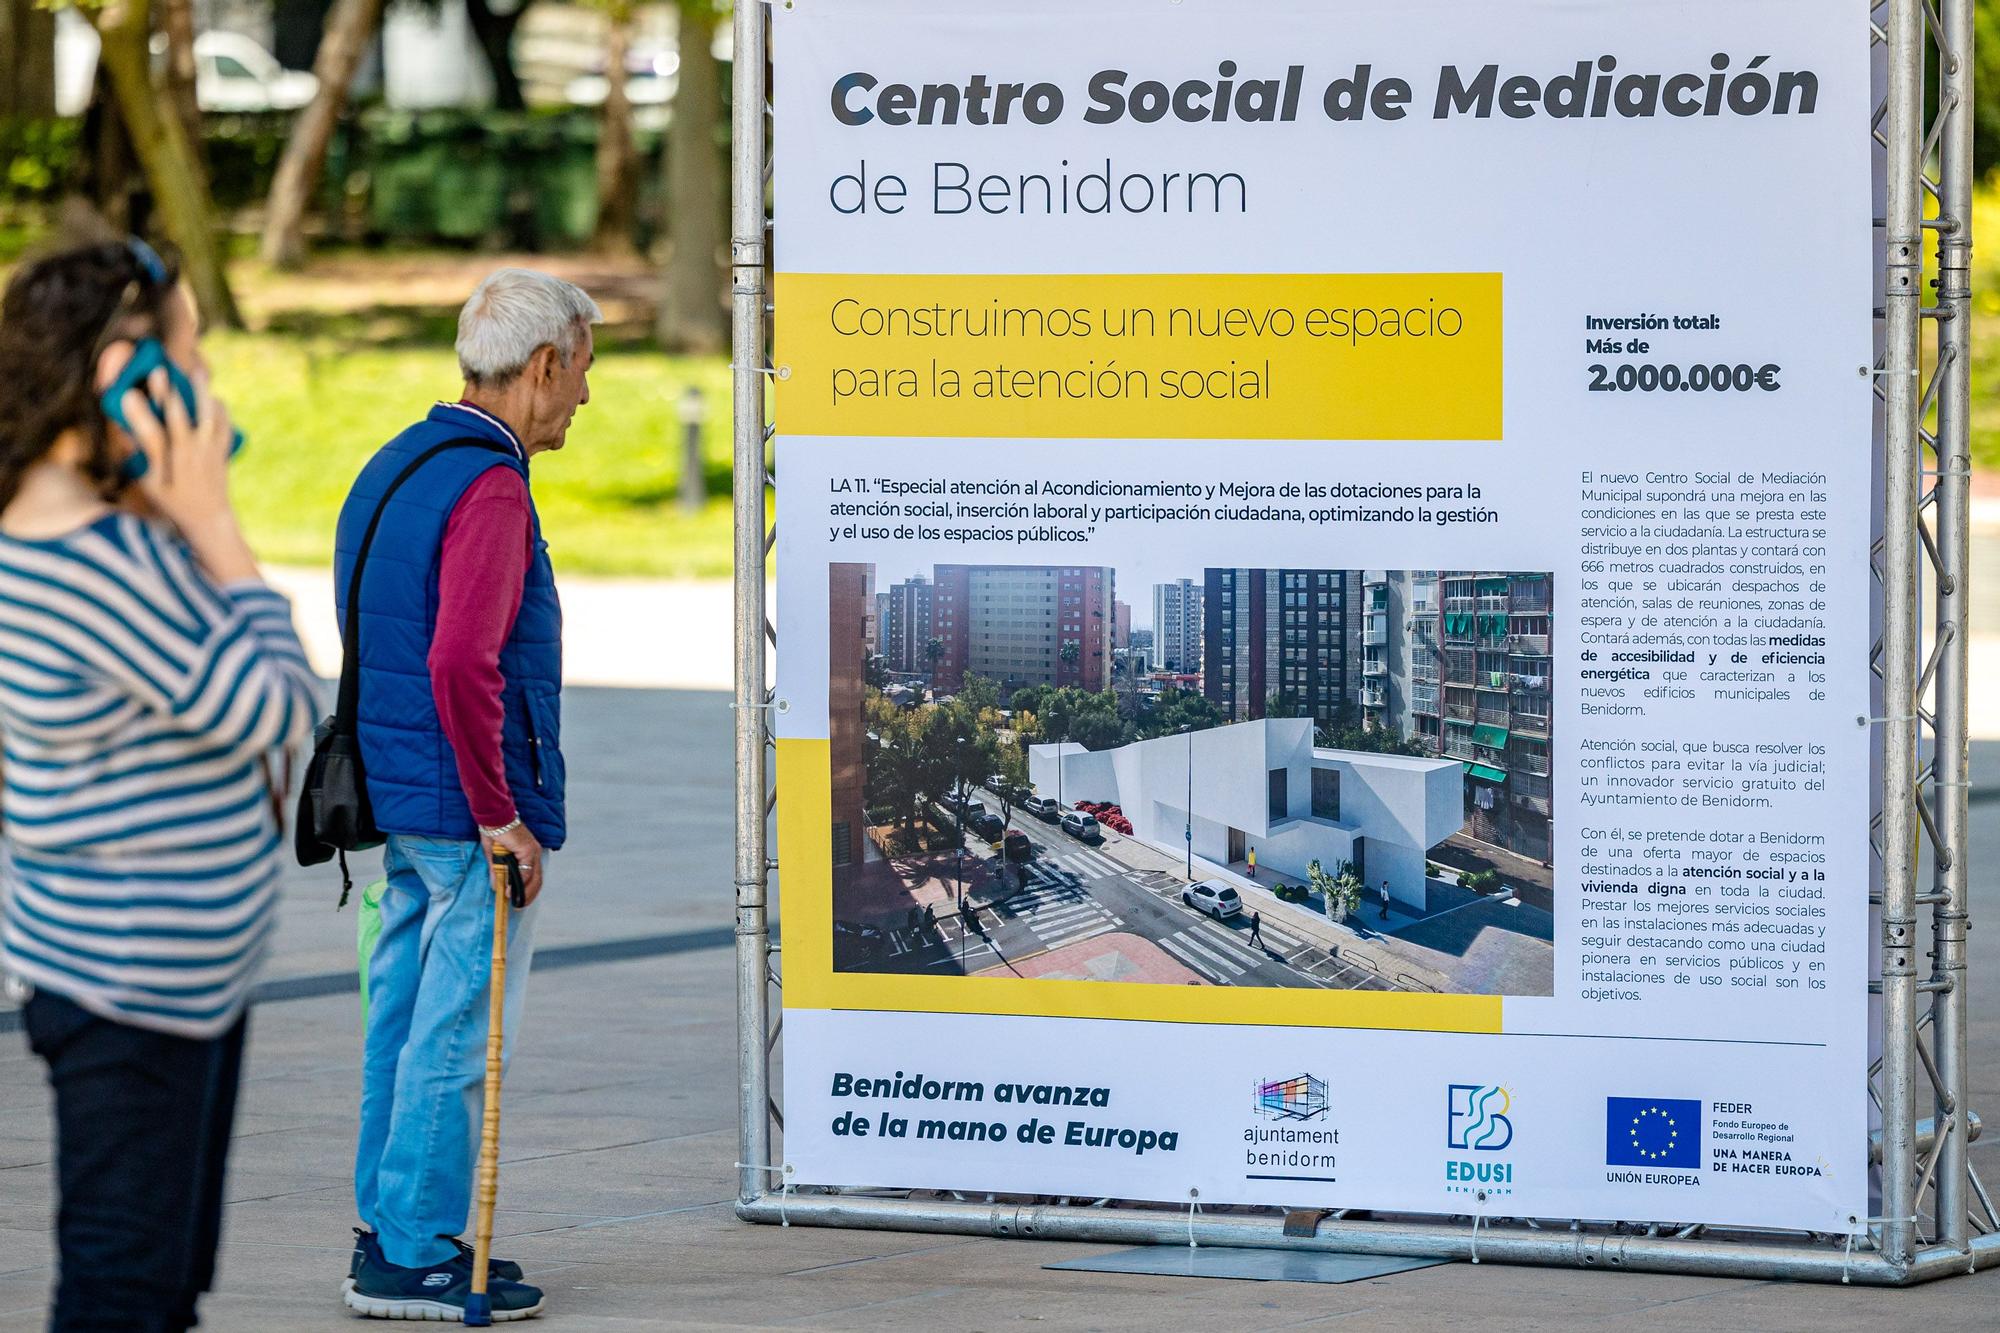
[{"x1": 98, "y1": 338, "x2": 246, "y2": 483}]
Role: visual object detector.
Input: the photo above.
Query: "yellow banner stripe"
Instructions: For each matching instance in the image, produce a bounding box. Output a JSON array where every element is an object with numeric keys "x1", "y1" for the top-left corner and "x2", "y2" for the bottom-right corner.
[{"x1": 776, "y1": 272, "x2": 1502, "y2": 440}]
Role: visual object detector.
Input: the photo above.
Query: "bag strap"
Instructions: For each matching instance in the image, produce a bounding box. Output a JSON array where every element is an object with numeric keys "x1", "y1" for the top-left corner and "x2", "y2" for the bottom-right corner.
[{"x1": 334, "y1": 437, "x2": 515, "y2": 732}]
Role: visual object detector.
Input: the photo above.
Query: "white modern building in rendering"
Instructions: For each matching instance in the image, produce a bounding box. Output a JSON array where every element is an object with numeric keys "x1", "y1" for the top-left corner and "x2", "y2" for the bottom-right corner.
[{"x1": 1029, "y1": 719, "x2": 1464, "y2": 909}]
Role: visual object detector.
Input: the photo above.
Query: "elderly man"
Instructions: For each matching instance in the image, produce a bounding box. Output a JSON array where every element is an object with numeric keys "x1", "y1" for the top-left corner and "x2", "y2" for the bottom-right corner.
[{"x1": 337, "y1": 269, "x2": 597, "y2": 1320}]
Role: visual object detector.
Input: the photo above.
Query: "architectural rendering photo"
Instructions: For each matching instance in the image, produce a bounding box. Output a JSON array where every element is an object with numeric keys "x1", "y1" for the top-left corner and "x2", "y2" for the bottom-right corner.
[{"x1": 827, "y1": 562, "x2": 1556, "y2": 997}]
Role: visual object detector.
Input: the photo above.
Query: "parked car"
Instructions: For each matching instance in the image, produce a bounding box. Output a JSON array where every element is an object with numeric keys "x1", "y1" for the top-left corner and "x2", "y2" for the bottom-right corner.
[
  {"x1": 832, "y1": 919, "x2": 886, "y2": 964},
  {"x1": 564, "y1": 42, "x2": 679, "y2": 109},
  {"x1": 1059, "y1": 810, "x2": 1102, "y2": 843},
  {"x1": 1181, "y1": 880, "x2": 1243, "y2": 921},
  {"x1": 982, "y1": 773, "x2": 1007, "y2": 794},
  {"x1": 143, "y1": 31, "x2": 320, "y2": 113},
  {"x1": 968, "y1": 809, "x2": 1005, "y2": 840},
  {"x1": 1002, "y1": 829, "x2": 1032, "y2": 863},
  {"x1": 1022, "y1": 793, "x2": 1061, "y2": 821}
]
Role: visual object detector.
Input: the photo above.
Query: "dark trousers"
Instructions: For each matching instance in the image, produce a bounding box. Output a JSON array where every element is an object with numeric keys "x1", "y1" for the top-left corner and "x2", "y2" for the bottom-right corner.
[{"x1": 23, "y1": 991, "x2": 247, "y2": 1332}]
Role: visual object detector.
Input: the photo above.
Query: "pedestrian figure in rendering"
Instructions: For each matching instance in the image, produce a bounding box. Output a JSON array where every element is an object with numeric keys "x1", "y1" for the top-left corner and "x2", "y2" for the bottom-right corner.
[
  {"x1": 1380, "y1": 879, "x2": 1392, "y2": 920},
  {"x1": 0, "y1": 238, "x2": 318, "y2": 1330},
  {"x1": 341, "y1": 270, "x2": 599, "y2": 1321},
  {"x1": 1248, "y1": 911, "x2": 1264, "y2": 948},
  {"x1": 1247, "y1": 846, "x2": 1257, "y2": 879}
]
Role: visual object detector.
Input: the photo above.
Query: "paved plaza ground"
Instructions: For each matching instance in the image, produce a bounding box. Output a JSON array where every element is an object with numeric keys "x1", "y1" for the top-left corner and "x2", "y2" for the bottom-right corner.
[
  {"x1": 1, "y1": 686, "x2": 1998, "y2": 1327},
  {"x1": 95, "y1": 331, "x2": 2000, "y2": 1328}
]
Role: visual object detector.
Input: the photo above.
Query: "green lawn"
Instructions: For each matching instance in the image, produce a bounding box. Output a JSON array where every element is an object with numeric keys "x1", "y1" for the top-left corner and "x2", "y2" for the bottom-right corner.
[{"x1": 214, "y1": 332, "x2": 757, "y2": 577}]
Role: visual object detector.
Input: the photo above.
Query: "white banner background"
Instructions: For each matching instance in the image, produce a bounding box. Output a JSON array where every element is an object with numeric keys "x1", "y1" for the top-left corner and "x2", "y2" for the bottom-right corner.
[{"x1": 773, "y1": 0, "x2": 1873, "y2": 1231}]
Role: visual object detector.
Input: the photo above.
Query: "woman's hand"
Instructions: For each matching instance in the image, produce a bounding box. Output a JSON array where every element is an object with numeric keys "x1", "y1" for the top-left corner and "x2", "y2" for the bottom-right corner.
[{"x1": 106, "y1": 351, "x2": 259, "y2": 584}]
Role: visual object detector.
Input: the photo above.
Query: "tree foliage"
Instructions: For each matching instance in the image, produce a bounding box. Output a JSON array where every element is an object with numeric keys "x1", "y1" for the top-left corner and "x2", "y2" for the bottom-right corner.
[
  {"x1": 1315, "y1": 710, "x2": 1431, "y2": 757},
  {"x1": 1006, "y1": 683, "x2": 1225, "y2": 755},
  {"x1": 863, "y1": 685, "x2": 996, "y2": 835}
]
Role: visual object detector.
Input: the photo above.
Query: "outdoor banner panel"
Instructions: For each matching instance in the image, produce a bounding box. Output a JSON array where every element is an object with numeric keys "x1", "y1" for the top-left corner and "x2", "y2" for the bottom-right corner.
[{"x1": 771, "y1": 0, "x2": 1873, "y2": 1232}]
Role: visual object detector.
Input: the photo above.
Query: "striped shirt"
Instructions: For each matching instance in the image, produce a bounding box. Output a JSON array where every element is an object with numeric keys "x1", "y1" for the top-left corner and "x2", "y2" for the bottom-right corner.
[{"x1": 0, "y1": 512, "x2": 318, "y2": 1038}]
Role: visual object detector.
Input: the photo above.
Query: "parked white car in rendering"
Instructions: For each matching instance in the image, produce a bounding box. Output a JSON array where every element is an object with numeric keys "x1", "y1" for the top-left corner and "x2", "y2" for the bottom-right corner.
[{"x1": 1181, "y1": 880, "x2": 1243, "y2": 920}]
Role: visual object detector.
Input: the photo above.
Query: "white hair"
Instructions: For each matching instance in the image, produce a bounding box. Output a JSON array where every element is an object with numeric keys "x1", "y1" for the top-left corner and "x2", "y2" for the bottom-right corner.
[{"x1": 456, "y1": 268, "x2": 604, "y2": 387}]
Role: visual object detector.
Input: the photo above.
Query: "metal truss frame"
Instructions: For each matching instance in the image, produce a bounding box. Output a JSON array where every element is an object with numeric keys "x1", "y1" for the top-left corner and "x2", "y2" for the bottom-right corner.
[{"x1": 731, "y1": 0, "x2": 1989, "y2": 1283}]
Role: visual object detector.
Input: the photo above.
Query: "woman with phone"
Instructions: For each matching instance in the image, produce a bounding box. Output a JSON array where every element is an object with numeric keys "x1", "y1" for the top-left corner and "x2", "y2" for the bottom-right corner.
[{"x1": 0, "y1": 238, "x2": 318, "y2": 1330}]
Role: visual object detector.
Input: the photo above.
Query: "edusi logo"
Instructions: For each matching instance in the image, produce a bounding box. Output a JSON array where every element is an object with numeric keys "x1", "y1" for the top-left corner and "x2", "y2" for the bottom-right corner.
[
  {"x1": 1443, "y1": 1083, "x2": 1516, "y2": 1196},
  {"x1": 1446, "y1": 1083, "x2": 1513, "y2": 1151}
]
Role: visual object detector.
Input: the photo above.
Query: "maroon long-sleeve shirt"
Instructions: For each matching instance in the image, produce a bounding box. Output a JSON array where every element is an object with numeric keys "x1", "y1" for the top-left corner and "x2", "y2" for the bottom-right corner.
[{"x1": 428, "y1": 464, "x2": 533, "y2": 830}]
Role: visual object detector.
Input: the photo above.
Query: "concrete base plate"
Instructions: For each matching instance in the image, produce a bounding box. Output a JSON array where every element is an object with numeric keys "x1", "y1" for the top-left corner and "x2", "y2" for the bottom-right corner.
[{"x1": 1045, "y1": 1245, "x2": 1451, "y2": 1284}]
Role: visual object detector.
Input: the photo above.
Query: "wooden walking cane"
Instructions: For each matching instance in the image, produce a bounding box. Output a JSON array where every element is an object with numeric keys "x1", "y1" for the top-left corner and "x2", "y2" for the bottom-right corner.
[{"x1": 464, "y1": 847, "x2": 517, "y2": 1327}]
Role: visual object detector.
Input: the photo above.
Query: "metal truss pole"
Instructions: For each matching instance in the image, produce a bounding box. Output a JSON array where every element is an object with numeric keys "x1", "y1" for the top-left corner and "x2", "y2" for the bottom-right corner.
[
  {"x1": 1877, "y1": 0, "x2": 1925, "y2": 1270},
  {"x1": 730, "y1": 0, "x2": 773, "y2": 1207},
  {"x1": 1929, "y1": 0, "x2": 1975, "y2": 1255}
]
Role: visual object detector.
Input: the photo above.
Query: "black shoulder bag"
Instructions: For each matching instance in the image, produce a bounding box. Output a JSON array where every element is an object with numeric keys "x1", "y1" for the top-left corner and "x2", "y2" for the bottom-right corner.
[{"x1": 296, "y1": 437, "x2": 512, "y2": 904}]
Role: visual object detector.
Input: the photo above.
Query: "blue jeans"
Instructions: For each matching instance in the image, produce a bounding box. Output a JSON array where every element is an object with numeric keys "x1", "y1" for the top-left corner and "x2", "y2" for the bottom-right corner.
[{"x1": 354, "y1": 835, "x2": 540, "y2": 1268}]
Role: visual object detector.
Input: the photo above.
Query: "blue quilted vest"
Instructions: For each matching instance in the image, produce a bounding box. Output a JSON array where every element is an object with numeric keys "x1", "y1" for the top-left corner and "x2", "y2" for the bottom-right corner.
[{"x1": 333, "y1": 404, "x2": 566, "y2": 849}]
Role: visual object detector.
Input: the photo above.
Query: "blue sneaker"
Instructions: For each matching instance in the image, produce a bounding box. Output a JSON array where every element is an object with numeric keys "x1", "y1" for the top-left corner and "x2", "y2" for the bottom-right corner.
[
  {"x1": 347, "y1": 1228, "x2": 526, "y2": 1284},
  {"x1": 342, "y1": 1246, "x2": 544, "y2": 1322}
]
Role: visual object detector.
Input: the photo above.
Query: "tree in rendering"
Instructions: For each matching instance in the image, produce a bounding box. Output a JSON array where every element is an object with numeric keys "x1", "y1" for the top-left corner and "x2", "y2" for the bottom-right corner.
[
  {"x1": 995, "y1": 741, "x2": 1030, "y2": 830},
  {"x1": 1135, "y1": 687, "x2": 1223, "y2": 741},
  {"x1": 863, "y1": 690, "x2": 924, "y2": 836}
]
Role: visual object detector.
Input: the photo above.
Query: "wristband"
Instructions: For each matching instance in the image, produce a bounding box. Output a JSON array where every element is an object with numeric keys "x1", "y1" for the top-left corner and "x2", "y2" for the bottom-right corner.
[{"x1": 479, "y1": 817, "x2": 524, "y2": 841}]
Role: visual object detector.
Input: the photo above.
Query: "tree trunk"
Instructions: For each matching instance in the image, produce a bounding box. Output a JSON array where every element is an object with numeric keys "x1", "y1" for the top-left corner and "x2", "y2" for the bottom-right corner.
[
  {"x1": 159, "y1": 0, "x2": 203, "y2": 162},
  {"x1": 260, "y1": 0, "x2": 385, "y2": 270},
  {"x1": 0, "y1": 0, "x2": 56, "y2": 117},
  {"x1": 589, "y1": 5, "x2": 637, "y2": 254},
  {"x1": 78, "y1": 66, "x2": 138, "y2": 231},
  {"x1": 656, "y1": 4, "x2": 726, "y2": 353},
  {"x1": 93, "y1": 0, "x2": 241, "y2": 329},
  {"x1": 464, "y1": 0, "x2": 529, "y2": 112}
]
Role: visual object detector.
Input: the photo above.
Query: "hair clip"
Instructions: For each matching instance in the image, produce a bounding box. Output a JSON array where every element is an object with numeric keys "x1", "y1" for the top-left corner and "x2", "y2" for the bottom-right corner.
[{"x1": 125, "y1": 237, "x2": 169, "y2": 288}]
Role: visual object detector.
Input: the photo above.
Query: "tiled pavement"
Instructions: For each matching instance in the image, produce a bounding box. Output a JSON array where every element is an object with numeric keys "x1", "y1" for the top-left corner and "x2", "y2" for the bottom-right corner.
[{"x1": 0, "y1": 689, "x2": 1994, "y2": 1328}]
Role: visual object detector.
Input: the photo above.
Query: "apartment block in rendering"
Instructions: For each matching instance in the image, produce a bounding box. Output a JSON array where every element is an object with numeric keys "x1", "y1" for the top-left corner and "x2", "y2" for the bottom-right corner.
[
  {"x1": 1151, "y1": 578, "x2": 1204, "y2": 675},
  {"x1": 1362, "y1": 570, "x2": 1553, "y2": 863},
  {"x1": 930, "y1": 564, "x2": 1117, "y2": 695},
  {"x1": 1202, "y1": 568, "x2": 1362, "y2": 725}
]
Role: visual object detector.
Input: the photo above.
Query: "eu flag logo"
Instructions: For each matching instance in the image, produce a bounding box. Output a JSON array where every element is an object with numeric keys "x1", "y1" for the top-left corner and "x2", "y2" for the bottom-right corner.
[{"x1": 1606, "y1": 1097, "x2": 1701, "y2": 1168}]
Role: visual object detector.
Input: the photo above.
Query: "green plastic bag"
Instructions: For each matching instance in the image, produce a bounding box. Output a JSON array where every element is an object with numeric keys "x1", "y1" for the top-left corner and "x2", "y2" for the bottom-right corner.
[{"x1": 357, "y1": 878, "x2": 387, "y2": 1019}]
